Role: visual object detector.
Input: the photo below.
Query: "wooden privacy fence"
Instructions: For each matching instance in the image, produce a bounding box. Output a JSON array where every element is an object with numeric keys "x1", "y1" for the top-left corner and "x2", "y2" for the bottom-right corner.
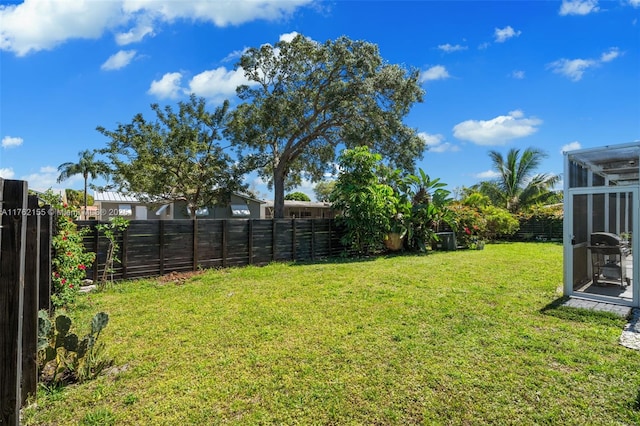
[
  {"x1": 516, "y1": 217, "x2": 563, "y2": 241},
  {"x1": 0, "y1": 179, "x2": 54, "y2": 426},
  {"x1": 75, "y1": 218, "x2": 344, "y2": 281}
]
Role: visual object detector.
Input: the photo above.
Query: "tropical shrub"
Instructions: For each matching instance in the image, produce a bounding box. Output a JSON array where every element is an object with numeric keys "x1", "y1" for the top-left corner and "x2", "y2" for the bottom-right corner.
[
  {"x1": 331, "y1": 147, "x2": 398, "y2": 255},
  {"x1": 448, "y1": 203, "x2": 487, "y2": 249},
  {"x1": 483, "y1": 205, "x2": 520, "y2": 240},
  {"x1": 398, "y1": 170, "x2": 455, "y2": 252}
]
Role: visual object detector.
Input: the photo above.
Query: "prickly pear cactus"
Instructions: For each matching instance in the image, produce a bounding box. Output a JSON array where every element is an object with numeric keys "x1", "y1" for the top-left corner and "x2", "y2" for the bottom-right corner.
[
  {"x1": 38, "y1": 310, "x2": 52, "y2": 352},
  {"x1": 91, "y1": 312, "x2": 109, "y2": 335}
]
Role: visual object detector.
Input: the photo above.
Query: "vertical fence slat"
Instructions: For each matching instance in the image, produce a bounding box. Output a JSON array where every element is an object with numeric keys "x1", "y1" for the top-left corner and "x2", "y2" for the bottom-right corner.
[
  {"x1": 159, "y1": 220, "x2": 165, "y2": 275},
  {"x1": 292, "y1": 219, "x2": 297, "y2": 261},
  {"x1": 22, "y1": 195, "x2": 40, "y2": 405},
  {"x1": 222, "y1": 220, "x2": 228, "y2": 268},
  {"x1": 192, "y1": 219, "x2": 198, "y2": 271},
  {"x1": 92, "y1": 224, "x2": 99, "y2": 281},
  {"x1": 122, "y1": 227, "x2": 128, "y2": 279},
  {"x1": 248, "y1": 219, "x2": 253, "y2": 265},
  {"x1": 272, "y1": 220, "x2": 277, "y2": 261},
  {"x1": 0, "y1": 179, "x2": 28, "y2": 426},
  {"x1": 311, "y1": 220, "x2": 315, "y2": 261},
  {"x1": 38, "y1": 206, "x2": 52, "y2": 312}
]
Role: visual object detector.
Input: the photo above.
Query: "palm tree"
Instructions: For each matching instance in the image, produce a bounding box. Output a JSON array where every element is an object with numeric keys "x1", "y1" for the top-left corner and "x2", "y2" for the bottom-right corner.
[
  {"x1": 478, "y1": 147, "x2": 559, "y2": 213},
  {"x1": 57, "y1": 150, "x2": 110, "y2": 219}
]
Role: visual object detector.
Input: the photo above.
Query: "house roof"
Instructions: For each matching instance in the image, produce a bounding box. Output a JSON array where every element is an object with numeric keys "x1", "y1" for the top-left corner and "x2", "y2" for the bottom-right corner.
[
  {"x1": 94, "y1": 190, "x2": 266, "y2": 205},
  {"x1": 263, "y1": 200, "x2": 333, "y2": 208},
  {"x1": 93, "y1": 191, "x2": 141, "y2": 203}
]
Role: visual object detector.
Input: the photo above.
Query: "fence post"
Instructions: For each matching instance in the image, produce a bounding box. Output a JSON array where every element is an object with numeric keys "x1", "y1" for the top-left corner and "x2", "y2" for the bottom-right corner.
[
  {"x1": 222, "y1": 220, "x2": 227, "y2": 268},
  {"x1": 92, "y1": 224, "x2": 99, "y2": 282},
  {"x1": 328, "y1": 219, "x2": 332, "y2": 256},
  {"x1": 248, "y1": 220, "x2": 253, "y2": 265},
  {"x1": 272, "y1": 220, "x2": 277, "y2": 261},
  {"x1": 38, "y1": 205, "x2": 52, "y2": 312},
  {"x1": 21, "y1": 195, "x2": 40, "y2": 405},
  {"x1": 311, "y1": 220, "x2": 315, "y2": 261},
  {"x1": 122, "y1": 226, "x2": 129, "y2": 279},
  {"x1": 292, "y1": 219, "x2": 297, "y2": 261},
  {"x1": 192, "y1": 219, "x2": 198, "y2": 271},
  {"x1": 0, "y1": 179, "x2": 28, "y2": 426},
  {"x1": 159, "y1": 220, "x2": 165, "y2": 275}
]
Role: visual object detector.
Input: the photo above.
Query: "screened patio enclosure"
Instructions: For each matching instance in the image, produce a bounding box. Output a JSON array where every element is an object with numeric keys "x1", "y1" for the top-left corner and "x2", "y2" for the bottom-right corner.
[{"x1": 564, "y1": 143, "x2": 640, "y2": 307}]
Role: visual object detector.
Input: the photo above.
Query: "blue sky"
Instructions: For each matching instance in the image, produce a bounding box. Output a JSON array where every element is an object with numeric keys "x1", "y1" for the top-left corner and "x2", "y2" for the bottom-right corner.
[{"x1": 1, "y1": 0, "x2": 639, "y2": 200}]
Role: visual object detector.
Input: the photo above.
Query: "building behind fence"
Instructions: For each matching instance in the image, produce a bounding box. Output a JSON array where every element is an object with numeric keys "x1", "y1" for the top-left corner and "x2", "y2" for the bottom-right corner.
[{"x1": 76, "y1": 218, "x2": 344, "y2": 281}]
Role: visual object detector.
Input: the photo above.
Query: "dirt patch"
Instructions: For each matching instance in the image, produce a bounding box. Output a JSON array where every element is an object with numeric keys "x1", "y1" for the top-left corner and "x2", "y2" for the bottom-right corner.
[{"x1": 156, "y1": 270, "x2": 207, "y2": 285}]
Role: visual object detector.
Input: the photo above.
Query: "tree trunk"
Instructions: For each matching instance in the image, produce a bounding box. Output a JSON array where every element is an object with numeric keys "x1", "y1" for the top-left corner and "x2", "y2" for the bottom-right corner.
[{"x1": 273, "y1": 168, "x2": 286, "y2": 219}]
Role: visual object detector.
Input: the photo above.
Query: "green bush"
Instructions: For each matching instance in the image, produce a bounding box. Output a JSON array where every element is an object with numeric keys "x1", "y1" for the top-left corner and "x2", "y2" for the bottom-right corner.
[
  {"x1": 331, "y1": 147, "x2": 398, "y2": 255},
  {"x1": 482, "y1": 205, "x2": 520, "y2": 240},
  {"x1": 40, "y1": 189, "x2": 95, "y2": 309}
]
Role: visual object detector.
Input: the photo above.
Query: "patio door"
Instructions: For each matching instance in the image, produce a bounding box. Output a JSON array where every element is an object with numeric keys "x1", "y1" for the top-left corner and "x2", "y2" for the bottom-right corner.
[{"x1": 565, "y1": 187, "x2": 639, "y2": 306}]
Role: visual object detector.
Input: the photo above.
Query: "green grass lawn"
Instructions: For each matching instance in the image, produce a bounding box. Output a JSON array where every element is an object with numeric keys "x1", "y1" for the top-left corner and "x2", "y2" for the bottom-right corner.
[{"x1": 25, "y1": 242, "x2": 640, "y2": 425}]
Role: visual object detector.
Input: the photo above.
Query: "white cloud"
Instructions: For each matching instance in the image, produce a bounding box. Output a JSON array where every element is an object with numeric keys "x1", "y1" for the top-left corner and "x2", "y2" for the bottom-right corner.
[
  {"x1": 419, "y1": 65, "x2": 450, "y2": 83},
  {"x1": 419, "y1": 132, "x2": 459, "y2": 153},
  {"x1": 452, "y1": 110, "x2": 542, "y2": 146},
  {"x1": 511, "y1": 70, "x2": 525, "y2": 79},
  {"x1": 21, "y1": 166, "x2": 70, "y2": 192},
  {"x1": 221, "y1": 48, "x2": 249, "y2": 63},
  {"x1": 2, "y1": 136, "x2": 23, "y2": 148},
  {"x1": 630, "y1": 0, "x2": 640, "y2": 8},
  {"x1": 0, "y1": 168, "x2": 15, "y2": 179},
  {"x1": 122, "y1": 1, "x2": 312, "y2": 27},
  {"x1": 188, "y1": 67, "x2": 252, "y2": 101},
  {"x1": 148, "y1": 72, "x2": 184, "y2": 99},
  {"x1": 548, "y1": 48, "x2": 620, "y2": 81},
  {"x1": 1, "y1": 0, "x2": 312, "y2": 56},
  {"x1": 494, "y1": 26, "x2": 521, "y2": 43},
  {"x1": 547, "y1": 58, "x2": 595, "y2": 81},
  {"x1": 0, "y1": 1, "x2": 123, "y2": 56},
  {"x1": 115, "y1": 23, "x2": 154, "y2": 45},
  {"x1": 561, "y1": 141, "x2": 582, "y2": 153},
  {"x1": 600, "y1": 47, "x2": 621, "y2": 62},
  {"x1": 559, "y1": 0, "x2": 600, "y2": 16},
  {"x1": 437, "y1": 43, "x2": 467, "y2": 53},
  {"x1": 475, "y1": 170, "x2": 501, "y2": 180},
  {"x1": 101, "y1": 49, "x2": 137, "y2": 71},
  {"x1": 279, "y1": 31, "x2": 300, "y2": 43}
]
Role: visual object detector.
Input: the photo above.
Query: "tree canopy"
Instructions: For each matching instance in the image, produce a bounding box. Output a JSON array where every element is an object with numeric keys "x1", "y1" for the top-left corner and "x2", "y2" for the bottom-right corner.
[
  {"x1": 97, "y1": 95, "x2": 246, "y2": 219},
  {"x1": 284, "y1": 191, "x2": 311, "y2": 202},
  {"x1": 226, "y1": 34, "x2": 426, "y2": 218},
  {"x1": 314, "y1": 181, "x2": 336, "y2": 202},
  {"x1": 476, "y1": 147, "x2": 559, "y2": 213}
]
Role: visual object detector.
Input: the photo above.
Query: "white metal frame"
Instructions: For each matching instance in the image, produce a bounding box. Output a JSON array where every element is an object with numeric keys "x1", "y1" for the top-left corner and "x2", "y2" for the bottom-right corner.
[{"x1": 563, "y1": 147, "x2": 640, "y2": 307}]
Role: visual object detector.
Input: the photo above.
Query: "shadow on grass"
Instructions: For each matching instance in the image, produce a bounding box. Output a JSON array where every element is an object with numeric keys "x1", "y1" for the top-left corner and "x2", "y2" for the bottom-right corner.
[{"x1": 540, "y1": 297, "x2": 628, "y2": 326}]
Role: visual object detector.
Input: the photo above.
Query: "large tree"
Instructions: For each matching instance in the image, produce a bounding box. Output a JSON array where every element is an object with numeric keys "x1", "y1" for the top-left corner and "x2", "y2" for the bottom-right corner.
[
  {"x1": 97, "y1": 95, "x2": 246, "y2": 219},
  {"x1": 57, "y1": 149, "x2": 110, "y2": 219},
  {"x1": 477, "y1": 147, "x2": 560, "y2": 213},
  {"x1": 226, "y1": 34, "x2": 425, "y2": 218}
]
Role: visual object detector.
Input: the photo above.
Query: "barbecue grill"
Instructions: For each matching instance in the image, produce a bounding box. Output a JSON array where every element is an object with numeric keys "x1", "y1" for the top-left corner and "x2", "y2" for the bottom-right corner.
[{"x1": 588, "y1": 232, "x2": 631, "y2": 287}]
